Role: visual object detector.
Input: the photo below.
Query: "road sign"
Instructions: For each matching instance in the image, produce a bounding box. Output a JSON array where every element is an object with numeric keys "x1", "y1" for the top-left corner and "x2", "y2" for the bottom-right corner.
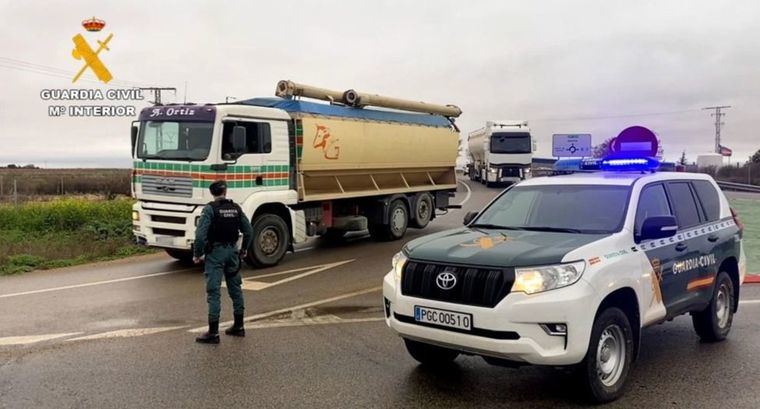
[{"x1": 552, "y1": 134, "x2": 592, "y2": 157}]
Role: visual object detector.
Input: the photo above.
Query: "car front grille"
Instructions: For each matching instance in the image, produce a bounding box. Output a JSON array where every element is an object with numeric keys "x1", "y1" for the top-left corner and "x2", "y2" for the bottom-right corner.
[
  {"x1": 141, "y1": 175, "x2": 193, "y2": 198},
  {"x1": 401, "y1": 260, "x2": 514, "y2": 308}
]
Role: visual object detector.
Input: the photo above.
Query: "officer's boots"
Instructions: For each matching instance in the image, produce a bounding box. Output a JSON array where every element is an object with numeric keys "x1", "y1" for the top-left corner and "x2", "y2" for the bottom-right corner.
[
  {"x1": 225, "y1": 314, "x2": 246, "y2": 337},
  {"x1": 195, "y1": 321, "x2": 220, "y2": 344}
]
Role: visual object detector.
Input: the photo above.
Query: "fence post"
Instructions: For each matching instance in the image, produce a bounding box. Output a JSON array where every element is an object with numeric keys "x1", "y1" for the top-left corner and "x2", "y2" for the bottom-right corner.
[{"x1": 13, "y1": 178, "x2": 18, "y2": 207}]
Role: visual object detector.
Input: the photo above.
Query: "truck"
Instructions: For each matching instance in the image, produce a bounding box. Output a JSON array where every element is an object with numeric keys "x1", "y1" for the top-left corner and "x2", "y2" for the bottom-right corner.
[
  {"x1": 130, "y1": 80, "x2": 462, "y2": 267},
  {"x1": 466, "y1": 120, "x2": 535, "y2": 186}
]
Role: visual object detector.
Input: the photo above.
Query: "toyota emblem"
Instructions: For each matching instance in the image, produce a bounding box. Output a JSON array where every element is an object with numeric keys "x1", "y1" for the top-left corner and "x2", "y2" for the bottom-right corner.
[{"x1": 436, "y1": 271, "x2": 457, "y2": 290}]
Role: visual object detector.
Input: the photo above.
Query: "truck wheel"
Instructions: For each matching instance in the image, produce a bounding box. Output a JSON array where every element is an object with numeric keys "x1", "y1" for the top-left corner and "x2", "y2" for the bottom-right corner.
[
  {"x1": 245, "y1": 214, "x2": 290, "y2": 268},
  {"x1": 369, "y1": 199, "x2": 408, "y2": 241},
  {"x1": 404, "y1": 339, "x2": 459, "y2": 366},
  {"x1": 692, "y1": 272, "x2": 734, "y2": 342},
  {"x1": 577, "y1": 307, "x2": 633, "y2": 403},
  {"x1": 165, "y1": 248, "x2": 194, "y2": 264},
  {"x1": 410, "y1": 193, "x2": 433, "y2": 229}
]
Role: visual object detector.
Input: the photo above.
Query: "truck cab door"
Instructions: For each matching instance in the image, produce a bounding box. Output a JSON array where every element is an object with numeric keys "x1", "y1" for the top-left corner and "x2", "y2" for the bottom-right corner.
[{"x1": 220, "y1": 119, "x2": 289, "y2": 190}]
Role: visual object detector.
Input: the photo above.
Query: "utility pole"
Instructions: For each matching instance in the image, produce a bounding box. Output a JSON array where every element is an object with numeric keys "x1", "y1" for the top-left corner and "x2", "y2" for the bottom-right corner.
[
  {"x1": 702, "y1": 105, "x2": 731, "y2": 154},
  {"x1": 139, "y1": 87, "x2": 177, "y2": 105}
]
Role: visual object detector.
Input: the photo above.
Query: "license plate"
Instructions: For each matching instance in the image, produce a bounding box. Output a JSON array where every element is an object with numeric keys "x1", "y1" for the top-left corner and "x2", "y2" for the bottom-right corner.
[
  {"x1": 155, "y1": 236, "x2": 176, "y2": 246},
  {"x1": 414, "y1": 306, "x2": 472, "y2": 331}
]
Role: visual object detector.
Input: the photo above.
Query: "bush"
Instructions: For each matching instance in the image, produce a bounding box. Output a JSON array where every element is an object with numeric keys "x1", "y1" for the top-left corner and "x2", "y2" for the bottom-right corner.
[{"x1": 0, "y1": 198, "x2": 133, "y2": 233}]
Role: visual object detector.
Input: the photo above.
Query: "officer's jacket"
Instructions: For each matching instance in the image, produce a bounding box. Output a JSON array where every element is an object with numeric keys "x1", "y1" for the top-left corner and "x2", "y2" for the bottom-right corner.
[{"x1": 193, "y1": 198, "x2": 253, "y2": 257}]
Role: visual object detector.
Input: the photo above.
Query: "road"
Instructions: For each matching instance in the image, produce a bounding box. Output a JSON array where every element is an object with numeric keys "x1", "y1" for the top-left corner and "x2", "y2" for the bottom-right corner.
[{"x1": 1, "y1": 180, "x2": 759, "y2": 408}]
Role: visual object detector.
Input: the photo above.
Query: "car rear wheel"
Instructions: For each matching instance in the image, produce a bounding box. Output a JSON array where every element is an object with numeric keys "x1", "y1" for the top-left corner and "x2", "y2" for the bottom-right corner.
[
  {"x1": 404, "y1": 339, "x2": 459, "y2": 366},
  {"x1": 577, "y1": 307, "x2": 633, "y2": 403},
  {"x1": 692, "y1": 271, "x2": 734, "y2": 342}
]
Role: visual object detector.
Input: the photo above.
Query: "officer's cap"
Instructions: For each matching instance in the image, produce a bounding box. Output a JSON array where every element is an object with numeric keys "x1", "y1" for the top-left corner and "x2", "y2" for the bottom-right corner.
[{"x1": 209, "y1": 180, "x2": 227, "y2": 196}]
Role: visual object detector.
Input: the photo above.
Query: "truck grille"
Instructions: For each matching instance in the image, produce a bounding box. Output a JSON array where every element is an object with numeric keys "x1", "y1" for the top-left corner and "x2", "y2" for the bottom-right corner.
[
  {"x1": 501, "y1": 167, "x2": 521, "y2": 178},
  {"x1": 401, "y1": 260, "x2": 514, "y2": 308},
  {"x1": 141, "y1": 175, "x2": 193, "y2": 198}
]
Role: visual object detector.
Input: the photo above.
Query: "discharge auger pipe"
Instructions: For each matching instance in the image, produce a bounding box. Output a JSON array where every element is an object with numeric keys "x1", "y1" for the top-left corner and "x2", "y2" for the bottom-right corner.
[
  {"x1": 275, "y1": 80, "x2": 346, "y2": 103},
  {"x1": 342, "y1": 89, "x2": 462, "y2": 118}
]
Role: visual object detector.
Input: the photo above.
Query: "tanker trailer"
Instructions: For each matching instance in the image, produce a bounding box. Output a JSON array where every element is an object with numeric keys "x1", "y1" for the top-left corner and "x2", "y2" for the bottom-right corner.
[
  {"x1": 467, "y1": 120, "x2": 534, "y2": 187},
  {"x1": 131, "y1": 80, "x2": 461, "y2": 267}
]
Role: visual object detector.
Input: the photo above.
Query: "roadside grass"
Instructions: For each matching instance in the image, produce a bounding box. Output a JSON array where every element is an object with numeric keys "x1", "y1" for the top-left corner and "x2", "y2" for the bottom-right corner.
[
  {"x1": 729, "y1": 198, "x2": 759, "y2": 273},
  {"x1": 0, "y1": 198, "x2": 154, "y2": 275}
]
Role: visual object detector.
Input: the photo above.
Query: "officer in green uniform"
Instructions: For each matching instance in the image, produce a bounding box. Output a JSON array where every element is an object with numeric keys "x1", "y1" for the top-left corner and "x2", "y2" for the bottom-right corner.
[{"x1": 193, "y1": 180, "x2": 253, "y2": 344}]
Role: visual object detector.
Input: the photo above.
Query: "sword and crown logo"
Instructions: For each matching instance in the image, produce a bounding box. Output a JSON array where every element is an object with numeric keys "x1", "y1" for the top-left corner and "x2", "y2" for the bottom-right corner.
[{"x1": 71, "y1": 17, "x2": 113, "y2": 83}]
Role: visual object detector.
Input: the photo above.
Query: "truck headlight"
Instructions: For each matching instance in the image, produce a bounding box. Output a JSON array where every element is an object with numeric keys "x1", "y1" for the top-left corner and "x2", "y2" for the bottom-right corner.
[
  {"x1": 489, "y1": 168, "x2": 498, "y2": 173},
  {"x1": 132, "y1": 210, "x2": 140, "y2": 222},
  {"x1": 392, "y1": 252, "x2": 408, "y2": 281},
  {"x1": 512, "y1": 261, "x2": 585, "y2": 294}
]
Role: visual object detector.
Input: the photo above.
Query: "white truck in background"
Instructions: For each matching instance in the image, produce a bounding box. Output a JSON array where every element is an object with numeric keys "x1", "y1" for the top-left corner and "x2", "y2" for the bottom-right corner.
[{"x1": 466, "y1": 120, "x2": 535, "y2": 187}]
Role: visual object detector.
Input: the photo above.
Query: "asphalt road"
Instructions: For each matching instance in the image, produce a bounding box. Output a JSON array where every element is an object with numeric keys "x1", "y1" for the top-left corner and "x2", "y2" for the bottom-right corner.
[{"x1": 1, "y1": 180, "x2": 759, "y2": 409}]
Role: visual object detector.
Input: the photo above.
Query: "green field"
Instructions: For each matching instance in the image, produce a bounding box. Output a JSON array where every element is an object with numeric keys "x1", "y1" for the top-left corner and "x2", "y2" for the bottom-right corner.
[
  {"x1": 0, "y1": 198, "x2": 153, "y2": 275},
  {"x1": 729, "y1": 198, "x2": 759, "y2": 273}
]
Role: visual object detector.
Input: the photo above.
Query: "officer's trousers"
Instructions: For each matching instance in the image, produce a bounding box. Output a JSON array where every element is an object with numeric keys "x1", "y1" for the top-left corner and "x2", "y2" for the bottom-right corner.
[{"x1": 204, "y1": 244, "x2": 244, "y2": 322}]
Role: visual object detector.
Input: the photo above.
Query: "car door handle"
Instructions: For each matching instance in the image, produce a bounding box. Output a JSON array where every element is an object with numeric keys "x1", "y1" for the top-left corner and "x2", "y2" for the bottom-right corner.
[
  {"x1": 675, "y1": 243, "x2": 688, "y2": 252},
  {"x1": 707, "y1": 234, "x2": 719, "y2": 242}
]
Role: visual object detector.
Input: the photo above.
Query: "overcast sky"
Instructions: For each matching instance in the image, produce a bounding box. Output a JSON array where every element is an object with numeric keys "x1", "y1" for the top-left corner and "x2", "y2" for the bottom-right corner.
[{"x1": 0, "y1": 0, "x2": 758, "y2": 167}]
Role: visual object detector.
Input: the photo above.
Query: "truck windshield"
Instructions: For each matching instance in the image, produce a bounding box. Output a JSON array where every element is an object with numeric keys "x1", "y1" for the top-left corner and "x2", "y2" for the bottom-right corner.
[
  {"x1": 490, "y1": 132, "x2": 531, "y2": 154},
  {"x1": 137, "y1": 121, "x2": 214, "y2": 161},
  {"x1": 473, "y1": 185, "x2": 630, "y2": 234}
]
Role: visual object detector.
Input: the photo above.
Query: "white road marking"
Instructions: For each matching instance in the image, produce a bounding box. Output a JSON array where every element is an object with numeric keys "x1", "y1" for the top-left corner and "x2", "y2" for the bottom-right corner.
[
  {"x1": 248, "y1": 315, "x2": 385, "y2": 329},
  {"x1": 0, "y1": 268, "x2": 195, "y2": 299},
  {"x1": 0, "y1": 332, "x2": 83, "y2": 346},
  {"x1": 236, "y1": 259, "x2": 355, "y2": 291},
  {"x1": 457, "y1": 179, "x2": 472, "y2": 207},
  {"x1": 189, "y1": 285, "x2": 382, "y2": 333},
  {"x1": 739, "y1": 299, "x2": 760, "y2": 305},
  {"x1": 66, "y1": 326, "x2": 188, "y2": 342}
]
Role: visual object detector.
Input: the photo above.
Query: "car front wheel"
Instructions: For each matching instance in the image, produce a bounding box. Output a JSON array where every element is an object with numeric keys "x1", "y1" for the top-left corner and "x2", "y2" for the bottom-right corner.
[{"x1": 577, "y1": 307, "x2": 633, "y2": 403}]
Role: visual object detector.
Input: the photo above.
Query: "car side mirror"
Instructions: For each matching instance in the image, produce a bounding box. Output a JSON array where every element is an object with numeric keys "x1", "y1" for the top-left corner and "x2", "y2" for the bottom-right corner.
[
  {"x1": 231, "y1": 126, "x2": 247, "y2": 154},
  {"x1": 463, "y1": 211, "x2": 478, "y2": 225},
  {"x1": 130, "y1": 122, "x2": 139, "y2": 157},
  {"x1": 639, "y1": 216, "x2": 678, "y2": 242}
]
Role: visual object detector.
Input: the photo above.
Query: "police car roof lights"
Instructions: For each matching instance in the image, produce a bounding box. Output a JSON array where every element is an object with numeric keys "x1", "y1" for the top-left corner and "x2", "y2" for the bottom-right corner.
[{"x1": 599, "y1": 156, "x2": 660, "y2": 172}]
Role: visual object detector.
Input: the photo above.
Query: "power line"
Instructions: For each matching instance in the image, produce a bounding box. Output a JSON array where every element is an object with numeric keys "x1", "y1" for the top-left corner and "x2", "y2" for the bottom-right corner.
[
  {"x1": 139, "y1": 87, "x2": 177, "y2": 105},
  {"x1": 532, "y1": 108, "x2": 701, "y2": 122},
  {"x1": 702, "y1": 105, "x2": 731, "y2": 154},
  {"x1": 0, "y1": 56, "x2": 153, "y2": 89}
]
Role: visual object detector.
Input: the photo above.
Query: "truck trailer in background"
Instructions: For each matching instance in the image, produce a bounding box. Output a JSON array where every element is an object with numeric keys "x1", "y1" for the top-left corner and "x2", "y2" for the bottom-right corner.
[
  {"x1": 466, "y1": 120, "x2": 535, "y2": 186},
  {"x1": 131, "y1": 81, "x2": 461, "y2": 267}
]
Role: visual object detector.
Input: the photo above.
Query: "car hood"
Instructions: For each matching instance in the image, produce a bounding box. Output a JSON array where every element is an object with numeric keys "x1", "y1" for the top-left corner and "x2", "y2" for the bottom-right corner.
[{"x1": 404, "y1": 227, "x2": 605, "y2": 267}]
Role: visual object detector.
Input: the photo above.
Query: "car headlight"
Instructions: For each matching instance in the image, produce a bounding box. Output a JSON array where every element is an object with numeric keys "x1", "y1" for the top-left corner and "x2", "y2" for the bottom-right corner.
[
  {"x1": 512, "y1": 261, "x2": 585, "y2": 294},
  {"x1": 132, "y1": 210, "x2": 140, "y2": 222},
  {"x1": 392, "y1": 252, "x2": 408, "y2": 281}
]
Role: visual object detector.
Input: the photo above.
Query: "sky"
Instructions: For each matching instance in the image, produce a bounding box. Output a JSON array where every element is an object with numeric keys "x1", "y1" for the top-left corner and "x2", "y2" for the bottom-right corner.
[{"x1": 0, "y1": 0, "x2": 758, "y2": 168}]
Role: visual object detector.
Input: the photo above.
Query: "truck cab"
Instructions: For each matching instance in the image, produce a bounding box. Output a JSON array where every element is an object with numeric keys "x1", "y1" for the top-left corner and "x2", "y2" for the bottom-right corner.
[
  {"x1": 467, "y1": 120, "x2": 535, "y2": 187},
  {"x1": 131, "y1": 104, "x2": 296, "y2": 263}
]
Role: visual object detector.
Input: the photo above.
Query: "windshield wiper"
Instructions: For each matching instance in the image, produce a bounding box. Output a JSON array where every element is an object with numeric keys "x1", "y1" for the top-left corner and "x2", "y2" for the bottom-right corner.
[
  {"x1": 468, "y1": 223, "x2": 521, "y2": 230},
  {"x1": 516, "y1": 226, "x2": 584, "y2": 233}
]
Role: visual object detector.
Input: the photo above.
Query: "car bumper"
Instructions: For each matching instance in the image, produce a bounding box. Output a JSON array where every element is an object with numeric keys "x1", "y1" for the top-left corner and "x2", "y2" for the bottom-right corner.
[
  {"x1": 383, "y1": 272, "x2": 596, "y2": 366},
  {"x1": 132, "y1": 201, "x2": 203, "y2": 250}
]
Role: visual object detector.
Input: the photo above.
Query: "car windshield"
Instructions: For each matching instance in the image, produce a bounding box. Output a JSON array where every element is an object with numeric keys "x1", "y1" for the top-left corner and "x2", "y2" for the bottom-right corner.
[
  {"x1": 472, "y1": 184, "x2": 630, "y2": 234},
  {"x1": 490, "y1": 132, "x2": 531, "y2": 154},
  {"x1": 137, "y1": 120, "x2": 214, "y2": 161}
]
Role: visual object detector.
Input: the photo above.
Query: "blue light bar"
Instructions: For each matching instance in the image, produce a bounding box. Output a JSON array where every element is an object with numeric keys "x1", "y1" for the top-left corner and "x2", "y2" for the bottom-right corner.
[{"x1": 600, "y1": 156, "x2": 660, "y2": 171}]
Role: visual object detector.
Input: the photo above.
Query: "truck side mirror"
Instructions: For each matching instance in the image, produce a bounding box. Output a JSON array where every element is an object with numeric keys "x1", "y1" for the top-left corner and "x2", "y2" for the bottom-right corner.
[
  {"x1": 130, "y1": 122, "x2": 139, "y2": 157},
  {"x1": 638, "y1": 216, "x2": 678, "y2": 242},
  {"x1": 463, "y1": 211, "x2": 478, "y2": 225},
  {"x1": 231, "y1": 125, "x2": 247, "y2": 154}
]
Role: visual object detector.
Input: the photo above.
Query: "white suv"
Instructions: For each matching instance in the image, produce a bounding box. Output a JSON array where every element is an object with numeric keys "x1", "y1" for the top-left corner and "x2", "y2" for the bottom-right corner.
[{"x1": 383, "y1": 171, "x2": 746, "y2": 402}]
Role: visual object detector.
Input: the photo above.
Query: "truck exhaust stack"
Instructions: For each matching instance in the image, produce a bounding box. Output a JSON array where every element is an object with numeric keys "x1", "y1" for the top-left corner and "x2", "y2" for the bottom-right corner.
[{"x1": 276, "y1": 80, "x2": 462, "y2": 118}]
